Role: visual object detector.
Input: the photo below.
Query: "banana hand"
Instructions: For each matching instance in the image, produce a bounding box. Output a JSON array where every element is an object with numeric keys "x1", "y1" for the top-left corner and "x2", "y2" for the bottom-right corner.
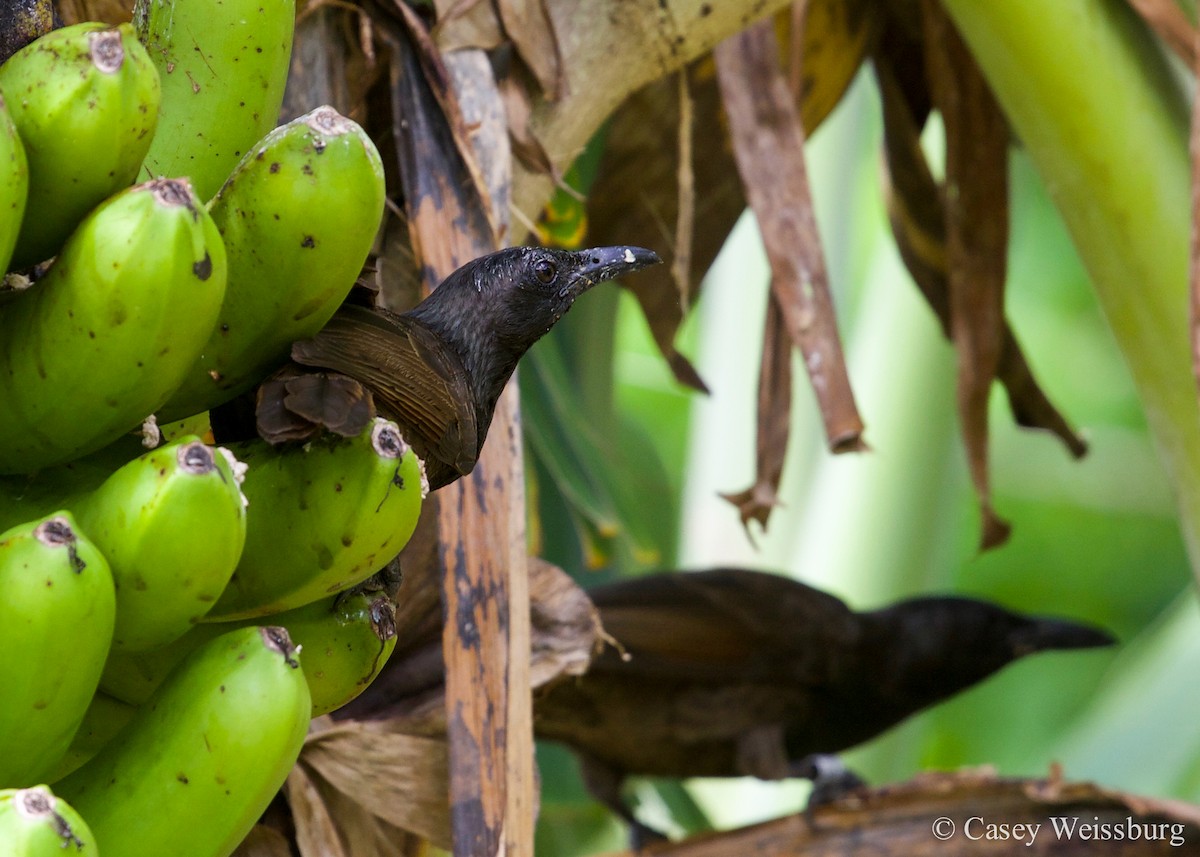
[
  {"x1": 0, "y1": 22, "x2": 160, "y2": 269},
  {"x1": 56, "y1": 626, "x2": 311, "y2": 857},
  {"x1": 206, "y1": 419, "x2": 425, "y2": 620},
  {"x1": 0, "y1": 178, "x2": 227, "y2": 473}
]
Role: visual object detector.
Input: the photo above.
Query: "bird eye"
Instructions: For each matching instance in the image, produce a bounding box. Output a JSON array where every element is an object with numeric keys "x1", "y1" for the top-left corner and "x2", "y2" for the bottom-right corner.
[{"x1": 534, "y1": 258, "x2": 556, "y2": 284}]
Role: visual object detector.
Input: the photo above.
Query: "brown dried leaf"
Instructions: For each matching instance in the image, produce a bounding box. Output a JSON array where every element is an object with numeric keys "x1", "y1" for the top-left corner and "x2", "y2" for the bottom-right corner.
[
  {"x1": 325, "y1": 801, "x2": 419, "y2": 857},
  {"x1": 290, "y1": 749, "x2": 429, "y2": 857},
  {"x1": 586, "y1": 0, "x2": 876, "y2": 399},
  {"x1": 433, "y1": 0, "x2": 504, "y2": 52},
  {"x1": 1128, "y1": 0, "x2": 1196, "y2": 66},
  {"x1": 375, "y1": 209, "x2": 426, "y2": 314},
  {"x1": 496, "y1": 0, "x2": 563, "y2": 100},
  {"x1": 288, "y1": 763, "x2": 350, "y2": 857},
  {"x1": 527, "y1": 557, "x2": 603, "y2": 686},
  {"x1": 495, "y1": 47, "x2": 558, "y2": 177},
  {"x1": 671, "y1": 70, "x2": 696, "y2": 318},
  {"x1": 230, "y1": 826, "x2": 294, "y2": 857},
  {"x1": 715, "y1": 19, "x2": 865, "y2": 462},
  {"x1": 614, "y1": 767, "x2": 1200, "y2": 856},
  {"x1": 301, "y1": 722, "x2": 454, "y2": 849},
  {"x1": 315, "y1": 800, "x2": 392, "y2": 857},
  {"x1": 719, "y1": 294, "x2": 792, "y2": 531},
  {"x1": 560, "y1": 0, "x2": 874, "y2": 379},
  {"x1": 923, "y1": 0, "x2": 1011, "y2": 549},
  {"x1": 785, "y1": 0, "x2": 877, "y2": 129},
  {"x1": 875, "y1": 44, "x2": 945, "y2": 326},
  {"x1": 54, "y1": 0, "x2": 127, "y2": 26},
  {"x1": 284, "y1": 4, "x2": 384, "y2": 124},
  {"x1": 444, "y1": 47, "x2": 512, "y2": 240},
  {"x1": 875, "y1": 38, "x2": 1086, "y2": 454},
  {"x1": 377, "y1": 1, "x2": 497, "y2": 285},
  {"x1": 585, "y1": 61, "x2": 735, "y2": 393},
  {"x1": 996, "y1": 337, "x2": 1088, "y2": 457},
  {"x1": 874, "y1": 22, "x2": 1087, "y2": 507},
  {"x1": 392, "y1": 502, "x2": 445, "y2": 651}
]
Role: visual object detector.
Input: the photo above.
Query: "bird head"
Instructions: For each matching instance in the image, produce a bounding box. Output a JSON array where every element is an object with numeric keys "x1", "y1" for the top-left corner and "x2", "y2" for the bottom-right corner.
[
  {"x1": 407, "y1": 244, "x2": 661, "y2": 410},
  {"x1": 861, "y1": 596, "x2": 1114, "y2": 708},
  {"x1": 463, "y1": 245, "x2": 660, "y2": 341}
]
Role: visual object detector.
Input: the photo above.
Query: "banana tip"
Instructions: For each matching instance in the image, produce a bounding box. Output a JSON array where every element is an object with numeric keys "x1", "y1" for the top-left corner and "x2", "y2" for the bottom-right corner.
[
  {"x1": 260, "y1": 626, "x2": 301, "y2": 669},
  {"x1": 88, "y1": 28, "x2": 126, "y2": 74}
]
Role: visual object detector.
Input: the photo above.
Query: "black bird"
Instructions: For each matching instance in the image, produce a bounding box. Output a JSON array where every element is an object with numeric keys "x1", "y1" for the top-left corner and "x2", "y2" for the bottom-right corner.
[
  {"x1": 273, "y1": 245, "x2": 660, "y2": 490},
  {"x1": 533, "y1": 568, "x2": 1114, "y2": 839}
]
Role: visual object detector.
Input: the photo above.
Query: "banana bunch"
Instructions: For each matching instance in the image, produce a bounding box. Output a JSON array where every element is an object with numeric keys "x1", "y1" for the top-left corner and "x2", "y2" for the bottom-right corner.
[{"x1": 0, "y1": 4, "x2": 423, "y2": 854}]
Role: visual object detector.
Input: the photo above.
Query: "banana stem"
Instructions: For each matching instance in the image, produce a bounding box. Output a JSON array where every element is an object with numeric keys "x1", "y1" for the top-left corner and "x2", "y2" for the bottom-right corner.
[{"x1": 939, "y1": 0, "x2": 1200, "y2": 579}]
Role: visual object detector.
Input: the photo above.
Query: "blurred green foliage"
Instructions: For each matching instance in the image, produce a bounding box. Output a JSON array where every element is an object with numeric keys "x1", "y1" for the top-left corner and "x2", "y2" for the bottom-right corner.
[{"x1": 527, "y1": 67, "x2": 1195, "y2": 854}]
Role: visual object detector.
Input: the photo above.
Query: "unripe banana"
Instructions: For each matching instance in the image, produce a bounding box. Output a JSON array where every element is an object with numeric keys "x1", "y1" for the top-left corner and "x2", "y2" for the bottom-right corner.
[
  {"x1": 97, "y1": 602, "x2": 385, "y2": 715},
  {"x1": 70, "y1": 437, "x2": 248, "y2": 652},
  {"x1": 102, "y1": 567, "x2": 401, "y2": 716},
  {"x1": 0, "y1": 93, "x2": 27, "y2": 274},
  {"x1": 46, "y1": 692, "x2": 137, "y2": 782},
  {"x1": 0, "y1": 513, "x2": 114, "y2": 787},
  {"x1": 134, "y1": 0, "x2": 295, "y2": 201},
  {"x1": 0, "y1": 22, "x2": 160, "y2": 269},
  {"x1": 206, "y1": 419, "x2": 425, "y2": 620},
  {"x1": 56, "y1": 627, "x2": 311, "y2": 857},
  {"x1": 0, "y1": 178, "x2": 227, "y2": 474},
  {"x1": 292, "y1": 576, "x2": 399, "y2": 716},
  {"x1": 0, "y1": 442, "x2": 245, "y2": 639},
  {"x1": 0, "y1": 787, "x2": 98, "y2": 856},
  {"x1": 160, "y1": 106, "x2": 386, "y2": 422}
]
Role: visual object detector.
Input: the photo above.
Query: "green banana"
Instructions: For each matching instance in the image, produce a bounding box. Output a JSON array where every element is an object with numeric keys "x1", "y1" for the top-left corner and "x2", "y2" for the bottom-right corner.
[
  {"x1": 56, "y1": 626, "x2": 311, "y2": 857},
  {"x1": 70, "y1": 437, "x2": 248, "y2": 652},
  {"x1": 160, "y1": 105, "x2": 387, "y2": 422},
  {"x1": 0, "y1": 178, "x2": 227, "y2": 474},
  {"x1": 101, "y1": 567, "x2": 401, "y2": 716},
  {"x1": 0, "y1": 93, "x2": 27, "y2": 274},
  {"x1": 134, "y1": 0, "x2": 295, "y2": 201},
  {"x1": 0, "y1": 22, "x2": 160, "y2": 269},
  {"x1": 0, "y1": 438, "x2": 249, "y2": 651},
  {"x1": 206, "y1": 419, "x2": 425, "y2": 620},
  {"x1": 294, "y1": 574, "x2": 399, "y2": 716},
  {"x1": 0, "y1": 513, "x2": 114, "y2": 787},
  {"x1": 45, "y1": 692, "x2": 137, "y2": 782},
  {"x1": 0, "y1": 787, "x2": 98, "y2": 856}
]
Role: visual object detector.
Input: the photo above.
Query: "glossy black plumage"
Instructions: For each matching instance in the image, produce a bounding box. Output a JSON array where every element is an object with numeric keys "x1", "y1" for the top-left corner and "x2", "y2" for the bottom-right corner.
[{"x1": 285, "y1": 245, "x2": 660, "y2": 489}]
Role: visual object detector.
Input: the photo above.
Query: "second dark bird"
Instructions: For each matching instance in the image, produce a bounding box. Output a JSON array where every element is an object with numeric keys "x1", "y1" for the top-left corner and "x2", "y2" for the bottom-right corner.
[
  {"x1": 257, "y1": 245, "x2": 660, "y2": 490},
  {"x1": 533, "y1": 568, "x2": 1114, "y2": 839}
]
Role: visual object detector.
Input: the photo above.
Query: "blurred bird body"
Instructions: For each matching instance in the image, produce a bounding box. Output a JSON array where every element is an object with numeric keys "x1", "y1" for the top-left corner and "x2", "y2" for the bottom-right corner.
[
  {"x1": 278, "y1": 245, "x2": 660, "y2": 490},
  {"x1": 533, "y1": 568, "x2": 1113, "y2": 830}
]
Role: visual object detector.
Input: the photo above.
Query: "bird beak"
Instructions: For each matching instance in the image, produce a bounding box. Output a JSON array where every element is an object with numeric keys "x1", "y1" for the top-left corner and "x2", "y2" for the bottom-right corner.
[
  {"x1": 1008, "y1": 617, "x2": 1116, "y2": 656},
  {"x1": 574, "y1": 246, "x2": 662, "y2": 290}
]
